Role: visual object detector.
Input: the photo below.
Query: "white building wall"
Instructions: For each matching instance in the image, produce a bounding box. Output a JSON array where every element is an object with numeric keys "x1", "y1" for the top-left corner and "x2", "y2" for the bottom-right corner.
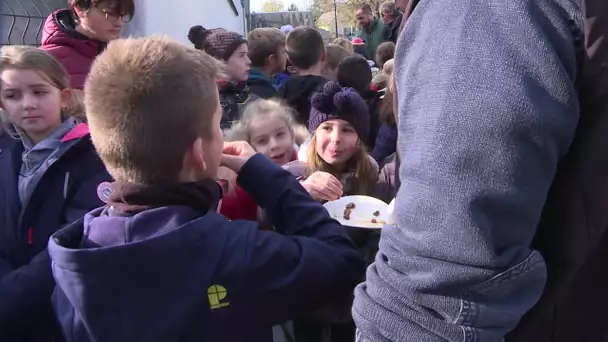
[{"x1": 124, "y1": 0, "x2": 246, "y2": 44}]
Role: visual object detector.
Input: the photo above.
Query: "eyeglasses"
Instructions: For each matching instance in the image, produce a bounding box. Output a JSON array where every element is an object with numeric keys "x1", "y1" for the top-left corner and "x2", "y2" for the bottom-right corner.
[{"x1": 95, "y1": 6, "x2": 132, "y2": 23}]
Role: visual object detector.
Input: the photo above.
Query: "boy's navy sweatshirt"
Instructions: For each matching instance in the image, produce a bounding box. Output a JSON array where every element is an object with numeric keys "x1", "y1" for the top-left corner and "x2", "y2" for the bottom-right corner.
[{"x1": 49, "y1": 154, "x2": 365, "y2": 342}]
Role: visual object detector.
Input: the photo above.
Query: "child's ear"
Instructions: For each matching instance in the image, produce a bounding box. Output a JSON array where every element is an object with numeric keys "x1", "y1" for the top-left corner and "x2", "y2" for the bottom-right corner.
[
  {"x1": 181, "y1": 137, "x2": 207, "y2": 182},
  {"x1": 60, "y1": 89, "x2": 72, "y2": 109},
  {"x1": 321, "y1": 49, "x2": 327, "y2": 62},
  {"x1": 267, "y1": 54, "x2": 276, "y2": 67}
]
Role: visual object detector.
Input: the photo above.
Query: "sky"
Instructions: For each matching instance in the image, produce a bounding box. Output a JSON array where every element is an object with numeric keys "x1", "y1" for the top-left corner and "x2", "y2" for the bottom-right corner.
[{"x1": 250, "y1": 0, "x2": 311, "y2": 12}]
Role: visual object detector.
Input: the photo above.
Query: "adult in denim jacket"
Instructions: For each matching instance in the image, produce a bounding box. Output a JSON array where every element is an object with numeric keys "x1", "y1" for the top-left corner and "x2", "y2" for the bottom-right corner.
[{"x1": 354, "y1": 0, "x2": 608, "y2": 340}]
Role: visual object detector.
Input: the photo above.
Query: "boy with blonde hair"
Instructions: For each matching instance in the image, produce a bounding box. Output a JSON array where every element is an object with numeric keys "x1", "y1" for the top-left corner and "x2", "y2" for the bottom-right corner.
[
  {"x1": 48, "y1": 36, "x2": 364, "y2": 342},
  {"x1": 247, "y1": 27, "x2": 286, "y2": 98}
]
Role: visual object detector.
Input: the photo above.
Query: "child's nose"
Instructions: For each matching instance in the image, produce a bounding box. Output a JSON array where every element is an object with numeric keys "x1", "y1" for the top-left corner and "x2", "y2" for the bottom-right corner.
[
  {"x1": 21, "y1": 94, "x2": 37, "y2": 110},
  {"x1": 330, "y1": 130, "x2": 341, "y2": 143},
  {"x1": 269, "y1": 138, "x2": 279, "y2": 149}
]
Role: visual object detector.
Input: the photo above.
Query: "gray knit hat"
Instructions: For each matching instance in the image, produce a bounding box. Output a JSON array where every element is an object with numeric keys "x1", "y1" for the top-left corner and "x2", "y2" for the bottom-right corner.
[{"x1": 188, "y1": 25, "x2": 247, "y2": 61}]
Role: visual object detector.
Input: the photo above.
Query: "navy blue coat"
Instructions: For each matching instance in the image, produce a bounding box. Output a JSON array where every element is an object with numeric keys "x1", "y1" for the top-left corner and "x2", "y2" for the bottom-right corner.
[
  {"x1": 371, "y1": 123, "x2": 398, "y2": 166},
  {"x1": 0, "y1": 124, "x2": 111, "y2": 340},
  {"x1": 49, "y1": 154, "x2": 365, "y2": 342}
]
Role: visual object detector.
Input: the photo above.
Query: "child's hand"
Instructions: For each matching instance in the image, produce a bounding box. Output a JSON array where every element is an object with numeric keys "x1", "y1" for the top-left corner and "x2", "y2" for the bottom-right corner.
[
  {"x1": 302, "y1": 171, "x2": 343, "y2": 201},
  {"x1": 217, "y1": 166, "x2": 238, "y2": 196},
  {"x1": 221, "y1": 141, "x2": 256, "y2": 173}
]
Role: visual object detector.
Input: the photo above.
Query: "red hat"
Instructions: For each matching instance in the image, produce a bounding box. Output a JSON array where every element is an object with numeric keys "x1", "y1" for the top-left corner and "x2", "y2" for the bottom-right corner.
[{"x1": 352, "y1": 37, "x2": 364, "y2": 45}]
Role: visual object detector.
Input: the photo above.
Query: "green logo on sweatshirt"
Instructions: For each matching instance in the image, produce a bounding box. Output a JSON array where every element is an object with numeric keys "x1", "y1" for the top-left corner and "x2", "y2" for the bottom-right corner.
[{"x1": 208, "y1": 284, "x2": 229, "y2": 310}]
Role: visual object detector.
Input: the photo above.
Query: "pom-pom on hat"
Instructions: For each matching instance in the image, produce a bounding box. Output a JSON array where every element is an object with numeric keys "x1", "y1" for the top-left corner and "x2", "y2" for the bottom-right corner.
[
  {"x1": 188, "y1": 25, "x2": 247, "y2": 61},
  {"x1": 280, "y1": 25, "x2": 294, "y2": 34},
  {"x1": 308, "y1": 81, "x2": 370, "y2": 141},
  {"x1": 352, "y1": 37, "x2": 364, "y2": 45}
]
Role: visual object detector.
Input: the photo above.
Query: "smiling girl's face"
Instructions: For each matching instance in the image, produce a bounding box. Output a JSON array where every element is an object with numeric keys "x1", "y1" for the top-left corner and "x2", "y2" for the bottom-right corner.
[
  {"x1": 0, "y1": 68, "x2": 69, "y2": 144},
  {"x1": 249, "y1": 115, "x2": 294, "y2": 166},
  {"x1": 314, "y1": 119, "x2": 358, "y2": 166}
]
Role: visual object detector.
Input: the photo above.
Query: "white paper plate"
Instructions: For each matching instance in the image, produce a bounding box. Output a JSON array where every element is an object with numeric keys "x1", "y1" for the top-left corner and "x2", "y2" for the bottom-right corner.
[
  {"x1": 324, "y1": 195, "x2": 388, "y2": 229},
  {"x1": 386, "y1": 198, "x2": 396, "y2": 225}
]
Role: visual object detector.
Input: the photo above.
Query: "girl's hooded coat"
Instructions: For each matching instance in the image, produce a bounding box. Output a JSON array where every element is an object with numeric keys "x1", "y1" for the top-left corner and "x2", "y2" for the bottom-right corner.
[{"x1": 0, "y1": 123, "x2": 111, "y2": 340}]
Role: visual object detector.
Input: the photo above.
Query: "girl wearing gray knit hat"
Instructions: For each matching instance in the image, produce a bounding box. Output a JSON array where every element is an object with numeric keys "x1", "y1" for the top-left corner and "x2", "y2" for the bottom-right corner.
[
  {"x1": 284, "y1": 81, "x2": 379, "y2": 202},
  {"x1": 187, "y1": 25, "x2": 257, "y2": 130}
]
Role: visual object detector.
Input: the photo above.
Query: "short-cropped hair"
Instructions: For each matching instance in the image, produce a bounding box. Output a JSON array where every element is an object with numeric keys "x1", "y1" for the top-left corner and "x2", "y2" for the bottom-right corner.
[
  {"x1": 84, "y1": 36, "x2": 222, "y2": 184},
  {"x1": 248, "y1": 28, "x2": 286, "y2": 68},
  {"x1": 286, "y1": 27, "x2": 325, "y2": 70},
  {"x1": 337, "y1": 55, "x2": 373, "y2": 94}
]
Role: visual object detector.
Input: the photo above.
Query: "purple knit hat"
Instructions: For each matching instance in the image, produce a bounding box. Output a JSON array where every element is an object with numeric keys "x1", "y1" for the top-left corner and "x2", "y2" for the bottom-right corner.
[
  {"x1": 309, "y1": 81, "x2": 370, "y2": 141},
  {"x1": 188, "y1": 25, "x2": 247, "y2": 61}
]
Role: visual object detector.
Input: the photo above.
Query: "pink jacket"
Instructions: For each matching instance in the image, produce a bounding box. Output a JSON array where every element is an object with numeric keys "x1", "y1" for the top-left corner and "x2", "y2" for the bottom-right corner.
[{"x1": 40, "y1": 10, "x2": 105, "y2": 89}]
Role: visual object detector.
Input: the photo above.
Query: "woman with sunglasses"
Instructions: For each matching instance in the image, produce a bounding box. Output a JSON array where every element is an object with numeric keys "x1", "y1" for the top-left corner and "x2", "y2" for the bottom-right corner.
[{"x1": 40, "y1": 0, "x2": 135, "y2": 89}]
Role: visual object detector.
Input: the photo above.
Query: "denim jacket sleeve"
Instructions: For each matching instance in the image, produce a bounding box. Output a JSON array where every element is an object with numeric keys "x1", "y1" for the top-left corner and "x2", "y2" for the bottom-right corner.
[{"x1": 353, "y1": 0, "x2": 582, "y2": 340}]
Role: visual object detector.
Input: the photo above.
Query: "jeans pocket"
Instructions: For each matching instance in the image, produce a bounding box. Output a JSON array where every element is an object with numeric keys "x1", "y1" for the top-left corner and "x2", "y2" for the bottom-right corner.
[{"x1": 456, "y1": 251, "x2": 547, "y2": 338}]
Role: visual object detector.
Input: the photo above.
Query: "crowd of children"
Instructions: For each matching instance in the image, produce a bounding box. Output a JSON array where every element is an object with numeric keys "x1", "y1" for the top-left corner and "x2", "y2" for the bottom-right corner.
[
  {"x1": 0, "y1": 12, "x2": 397, "y2": 341},
  {"x1": 4, "y1": 0, "x2": 605, "y2": 339}
]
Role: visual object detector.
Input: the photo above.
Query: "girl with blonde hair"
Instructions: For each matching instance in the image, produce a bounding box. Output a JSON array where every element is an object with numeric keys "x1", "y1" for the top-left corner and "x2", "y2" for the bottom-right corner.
[
  {"x1": 285, "y1": 81, "x2": 378, "y2": 201},
  {"x1": 221, "y1": 98, "x2": 306, "y2": 221},
  {"x1": 333, "y1": 37, "x2": 355, "y2": 54},
  {"x1": 284, "y1": 81, "x2": 379, "y2": 342},
  {"x1": 0, "y1": 45, "x2": 110, "y2": 340}
]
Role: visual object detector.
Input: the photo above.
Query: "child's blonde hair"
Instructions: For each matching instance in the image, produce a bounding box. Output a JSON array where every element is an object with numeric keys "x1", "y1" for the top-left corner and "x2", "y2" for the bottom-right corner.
[
  {"x1": 383, "y1": 58, "x2": 395, "y2": 75},
  {"x1": 333, "y1": 37, "x2": 354, "y2": 54},
  {"x1": 228, "y1": 99, "x2": 307, "y2": 144},
  {"x1": 306, "y1": 131, "x2": 378, "y2": 195},
  {"x1": 326, "y1": 44, "x2": 351, "y2": 70},
  {"x1": 0, "y1": 45, "x2": 84, "y2": 135}
]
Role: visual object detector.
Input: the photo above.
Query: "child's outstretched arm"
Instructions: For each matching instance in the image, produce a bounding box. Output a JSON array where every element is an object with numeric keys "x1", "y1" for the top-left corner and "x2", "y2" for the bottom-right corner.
[{"x1": 225, "y1": 151, "x2": 365, "y2": 326}]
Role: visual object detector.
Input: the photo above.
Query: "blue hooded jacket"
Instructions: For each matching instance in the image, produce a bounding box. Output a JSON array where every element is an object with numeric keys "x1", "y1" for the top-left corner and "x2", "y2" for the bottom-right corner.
[
  {"x1": 247, "y1": 68, "x2": 278, "y2": 99},
  {"x1": 0, "y1": 123, "x2": 111, "y2": 340},
  {"x1": 49, "y1": 154, "x2": 365, "y2": 342}
]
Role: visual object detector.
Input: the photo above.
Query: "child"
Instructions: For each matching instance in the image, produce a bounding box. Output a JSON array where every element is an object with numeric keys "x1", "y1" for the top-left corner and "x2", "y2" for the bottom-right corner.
[
  {"x1": 285, "y1": 81, "x2": 379, "y2": 201},
  {"x1": 275, "y1": 25, "x2": 296, "y2": 88},
  {"x1": 372, "y1": 71, "x2": 397, "y2": 165},
  {"x1": 373, "y1": 73, "x2": 399, "y2": 200},
  {"x1": 323, "y1": 43, "x2": 352, "y2": 81},
  {"x1": 352, "y1": 37, "x2": 371, "y2": 60},
  {"x1": 274, "y1": 59, "x2": 298, "y2": 88},
  {"x1": 382, "y1": 57, "x2": 395, "y2": 76},
  {"x1": 220, "y1": 99, "x2": 300, "y2": 221},
  {"x1": 247, "y1": 28, "x2": 286, "y2": 99},
  {"x1": 337, "y1": 55, "x2": 382, "y2": 150},
  {"x1": 284, "y1": 81, "x2": 379, "y2": 342},
  {"x1": 333, "y1": 37, "x2": 355, "y2": 54},
  {"x1": 375, "y1": 41, "x2": 396, "y2": 70},
  {"x1": 48, "y1": 36, "x2": 365, "y2": 342},
  {"x1": 0, "y1": 46, "x2": 110, "y2": 340},
  {"x1": 188, "y1": 25, "x2": 257, "y2": 130},
  {"x1": 278, "y1": 27, "x2": 328, "y2": 126}
]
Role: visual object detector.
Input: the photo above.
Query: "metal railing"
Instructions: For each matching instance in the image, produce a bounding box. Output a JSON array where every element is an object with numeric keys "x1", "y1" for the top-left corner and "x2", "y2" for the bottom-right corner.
[{"x1": 1, "y1": 0, "x2": 64, "y2": 46}]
